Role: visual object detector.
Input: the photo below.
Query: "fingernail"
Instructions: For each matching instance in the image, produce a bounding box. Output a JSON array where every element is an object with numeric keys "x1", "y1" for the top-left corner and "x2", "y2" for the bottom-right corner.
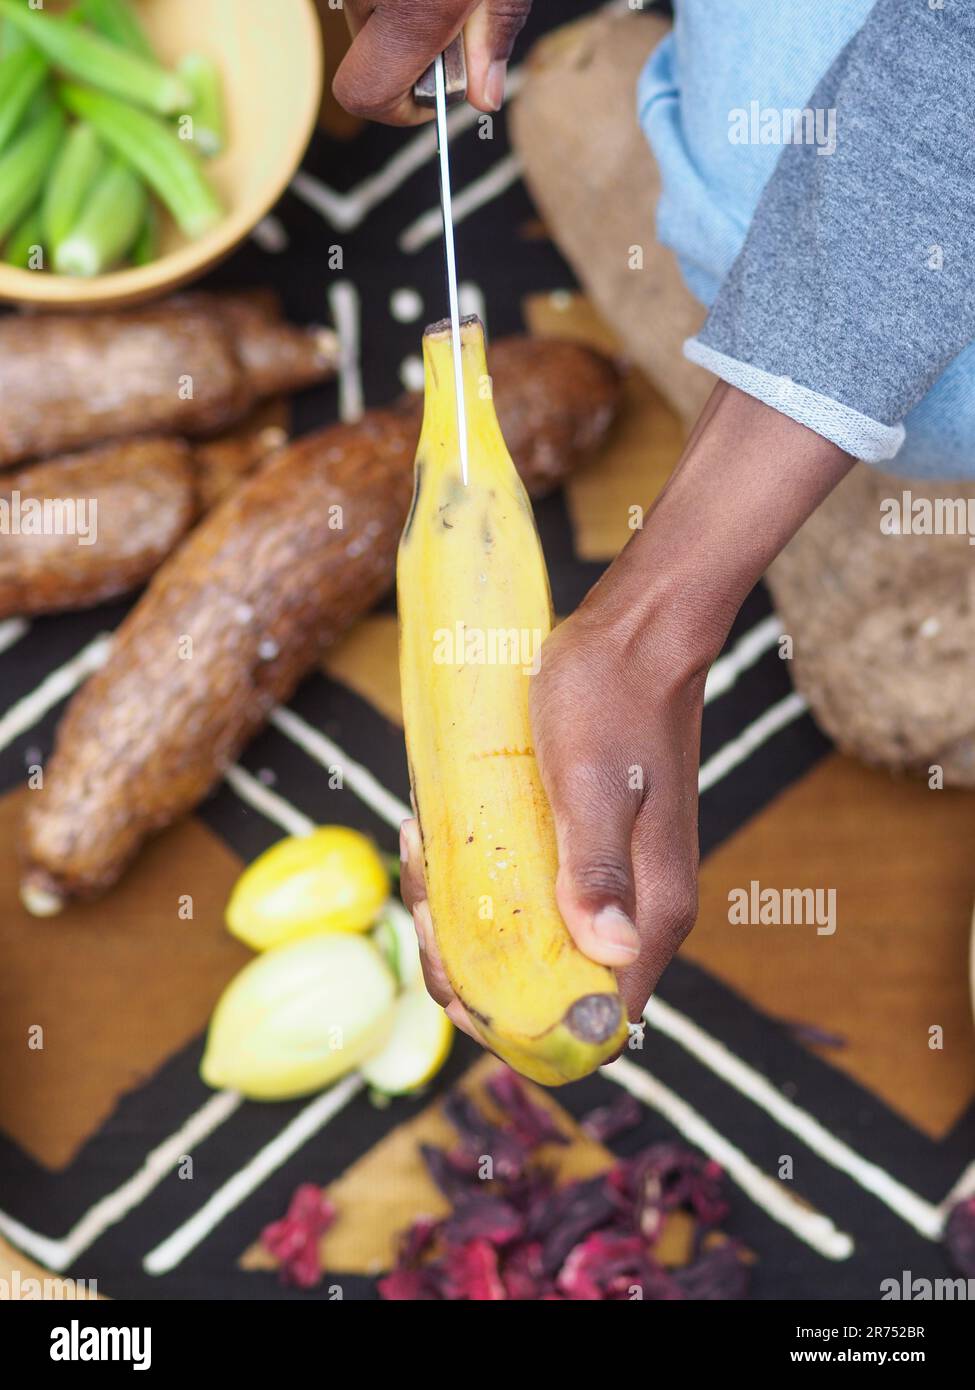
[
  {"x1": 399, "y1": 823, "x2": 409, "y2": 864},
  {"x1": 484, "y1": 59, "x2": 506, "y2": 111},
  {"x1": 592, "y1": 906, "x2": 640, "y2": 961}
]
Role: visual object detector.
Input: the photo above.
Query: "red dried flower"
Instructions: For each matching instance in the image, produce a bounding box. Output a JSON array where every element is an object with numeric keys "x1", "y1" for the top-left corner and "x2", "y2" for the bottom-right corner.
[
  {"x1": 946, "y1": 1196, "x2": 975, "y2": 1276},
  {"x1": 261, "y1": 1183, "x2": 336, "y2": 1289}
]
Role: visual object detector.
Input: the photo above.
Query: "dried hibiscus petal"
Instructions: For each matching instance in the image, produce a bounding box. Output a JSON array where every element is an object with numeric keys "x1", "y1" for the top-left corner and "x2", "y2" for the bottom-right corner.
[
  {"x1": 581, "y1": 1094, "x2": 643, "y2": 1144},
  {"x1": 421, "y1": 1143, "x2": 480, "y2": 1202},
  {"x1": 946, "y1": 1196, "x2": 975, "y2": 1276},
  {"x1": 377, "y1": 1267, "x2": 442, "y2": 1300},
  {"x1": 261, "y1": 1183, "x2": 336, "y2": 1289},
  {"x1": 537, "y1": 1176, "x2": 618, "y2": 1275},
  {"x1": 443, "y1": 1192, "x2": 525, "y2": 1248},
  {"x1": 486, "y1": 1069, "x2": 569, "y2": 1149},
  {"x1": 397, "y1": 1216, "x2": 442, "y2": 1268},
  {"x1": 557, "y1": 1232, "x2": 649, "y2": 1301},
  {"x1": 607, "y1": 1261, "x2": 686, "y2": 1301},
  {"x1": 501, "y1": 1241, "x2": 548, "y2": 1300},
  {"x1": 442, "y1": 1093, "x2": 528, "y2": 1179},
  {"x1": 373, "y1": 1077, "x2": 744, "y2": 1302},
  {"x1": 443, "y1": 1238, "x2": 507, "y2": 1300},
  {"x1": 675, "y1": 1240, "x2": 750, "y2": 1300},
  {"x1": 614, "y1": 1143, "x2": 729, "y2": 1236}
]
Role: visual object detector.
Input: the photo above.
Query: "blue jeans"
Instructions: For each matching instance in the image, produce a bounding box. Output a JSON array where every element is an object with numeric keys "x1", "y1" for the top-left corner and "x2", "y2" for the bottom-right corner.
[{"x1": 639, "y1": 1, "x2": 975, "y2": 479}]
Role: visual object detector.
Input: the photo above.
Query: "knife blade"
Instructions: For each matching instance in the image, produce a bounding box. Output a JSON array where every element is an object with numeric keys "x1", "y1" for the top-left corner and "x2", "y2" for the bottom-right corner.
[{"x1": 415, "y1": 38, "x2": 469, "y2": 485}]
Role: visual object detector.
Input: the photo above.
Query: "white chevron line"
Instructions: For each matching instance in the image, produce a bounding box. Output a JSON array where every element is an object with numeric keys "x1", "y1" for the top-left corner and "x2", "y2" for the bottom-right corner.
[
  {"x1": 704, "y1": 614, "x2": 783, "y2": 705},
  {"x1": 399, "y1": 152, "x2": 522, "y2": 255},
  {"x1": 645, "y1": 997, "x2": 945, "y2": 1240},
  {"x1": 940, "y1": 1159, "x2": 975, "y2": 1214},
  {"x1": 328, "y1": 280, "x2": 364, "y2": 423},
  {"x1": 0, "y1": 618, "x2": 30, "y2": 655},
  {"x1": 289, "y1": 69, "x2": 524, "y2": 234},
  {"x1": 602, "y1": 1056, "x2": 855, "y2": 1260},
  {"x1": 224, "y1": 763, "x2": 315, "y2": 838},
  {"x1": 698, "y1": 689, "x2": 809, "y2": 793},
  {"x1": 0, "y1": 1090, "x2": 242, "y2": 1272},
  {"x1": 269, "y1": 705, "x2": 411, "y2": 828},
  {"x1": 143, "y1": 1075, "x2": 364, "y2": 1275},
  {"x1": 0, "y1": 633, "x2": 111, "y2": 754}
]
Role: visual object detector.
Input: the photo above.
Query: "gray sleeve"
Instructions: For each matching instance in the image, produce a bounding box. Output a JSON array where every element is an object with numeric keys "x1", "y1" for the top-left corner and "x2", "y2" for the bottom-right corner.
[{"x1": 686, "y1": 0, "x2": 975, "y2": 462}]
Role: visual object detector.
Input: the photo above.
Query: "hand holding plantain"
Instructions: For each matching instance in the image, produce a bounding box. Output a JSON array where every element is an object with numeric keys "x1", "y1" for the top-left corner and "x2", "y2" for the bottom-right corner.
[{"x1": 402, "y1": 383, "x2": 855, "y2": 1045}]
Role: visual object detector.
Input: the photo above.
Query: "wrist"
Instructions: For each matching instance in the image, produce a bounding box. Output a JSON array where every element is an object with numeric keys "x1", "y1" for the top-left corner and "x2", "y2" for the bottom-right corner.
[{"x1": 578, "y1": 383, "x2": 853, "y2": 676}]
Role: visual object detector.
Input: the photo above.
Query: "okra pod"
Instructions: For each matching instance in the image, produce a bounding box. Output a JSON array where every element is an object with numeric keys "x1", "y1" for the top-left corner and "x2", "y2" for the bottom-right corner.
[
  {"x1": 0, "y1": 13, "x2": 27, "y2": 56},
  {"x1": 60, "y1": 83, "x2": 221, "y2": 239},
  {"x1": 0, "y1": 45, "x2": 47, "y2": 155},
  {"x1": 77, "y1": 0, "x2": 153, "y2": 60},
  {"x1": 178, "y1": 52, "x2": 225, "y2": 157},
  {"x1": 130, "y1": 199, "x2": 159, "y2": 266},
  {"x1": 4, "y1": 203, "x2": 44, "y2": 270},
  {"x1": 42, "y1": 121, "x2": 104, "y2": 252},
  {"x1": 54, "y1": 157, "x2": 147, "y2": 277},
  {"x1": 0, "y1": 105, "x2": 65, "y2": 244},
  {"x1": 0, "y1": 1, "x2": 190, "y2": 115}
]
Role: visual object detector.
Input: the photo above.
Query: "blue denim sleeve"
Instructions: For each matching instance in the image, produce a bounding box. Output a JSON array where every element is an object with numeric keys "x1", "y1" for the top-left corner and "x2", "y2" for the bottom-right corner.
[{"x1": 686, "y1": 0, "x2": 975, "y2": 462}]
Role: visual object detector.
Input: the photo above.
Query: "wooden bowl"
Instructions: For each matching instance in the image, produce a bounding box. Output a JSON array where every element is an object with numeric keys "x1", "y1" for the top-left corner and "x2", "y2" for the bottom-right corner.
[{"x1": 0, "y1": 0, "x2": 323, "y2": 309}]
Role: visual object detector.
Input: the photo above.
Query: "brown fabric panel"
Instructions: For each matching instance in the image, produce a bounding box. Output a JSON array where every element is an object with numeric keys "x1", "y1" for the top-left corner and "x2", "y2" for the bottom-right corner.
[
  {"x1": 687, "y1": 755, "x2": 975, "y2": 1138},
  {"x1": 0, "y1": 791, "x2": 248, "y2": 1170}
]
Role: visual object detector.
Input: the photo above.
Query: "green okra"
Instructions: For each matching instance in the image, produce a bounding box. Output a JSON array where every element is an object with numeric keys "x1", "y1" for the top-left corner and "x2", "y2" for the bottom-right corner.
[
  {"x1": 0, "y1": 104, "x2": 65, "y2": 244},
  {"x1": 0, "y1": 44, "x2": 47, "y2": 155},
  {"x1": 54, "y1": 156, "x2": 147, "y2": 277},
  {"x1": 130, "y1": 198, "x2": 159, "y2": 267},
  {"x1": 77, "y1": 0, "x2": 153, "y2": 59},
  {"x1": 4, "y1": 203, "x2": 44, "y2": 271},
  {"x1": 178, "y1": 52, "x2": 225, "y2": 157},
  {"x1": 0, "y1": 14, "x2": 27, "y2": 56},
  {"x1": 0, "y1": 0, "x2": 190, "y2": 115},
  {"x1": 42, "y1": 120, "x2": 105, "y2": 252},
  {"x1": 60, "y1": 82, "x2": 221, "y2": 239}
]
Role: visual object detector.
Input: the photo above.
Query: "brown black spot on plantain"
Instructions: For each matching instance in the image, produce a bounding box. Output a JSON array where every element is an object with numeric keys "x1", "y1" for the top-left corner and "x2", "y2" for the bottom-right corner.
[
  {"x1": 402, "y1": 462, "x2": 422, "y2": 540},
  {"x1": 565, "y1": 994, "x2": 624, "y2": 1046}
]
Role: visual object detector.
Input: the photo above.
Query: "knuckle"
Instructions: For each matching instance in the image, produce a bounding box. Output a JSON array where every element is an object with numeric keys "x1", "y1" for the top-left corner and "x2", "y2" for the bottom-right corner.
[
  {"x1": 331, "y1": 70, "x2": 375, "y2": 118},
  {"x1": 486, "y1": 0, "x2": 532, "y2": 55},
  {"x1": 573, "y1": 853, "x2": 632, "y2": 905},
  {"x1": 658, "y1": 877, "x2": 699, "y2": 945},
  {"x1": 561, "y1": 756, "x2": 633, "y2": 806}
]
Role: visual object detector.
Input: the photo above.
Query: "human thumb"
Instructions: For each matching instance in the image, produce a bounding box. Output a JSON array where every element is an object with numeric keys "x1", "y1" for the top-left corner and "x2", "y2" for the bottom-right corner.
[
  {"x1": 463, "y1": 0, "x2": 533, "y2": 111},
  {"x1": 544, "y1": 765, "x2": 642, "y2": 969}
]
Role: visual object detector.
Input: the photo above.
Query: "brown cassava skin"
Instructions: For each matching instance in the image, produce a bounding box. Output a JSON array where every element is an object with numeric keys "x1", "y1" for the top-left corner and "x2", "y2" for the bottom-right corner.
[
  {"x1": 0, "y1": 293, "x2": 337, "y2": 467},
  {"x1": 19, "y1": 337, "x2": 623, "y2": 907},
  {"x1": 20, "y1": 409, "x2": 417, "y2": 907},
  {"x1": 0, "y1": 439, "x2": 197, "y2": 620},
  {"x1": 0, "y1": 428, "x2": 289, "y2": 621},
  {"x1": 483, "y1": 335, "x2": 623, "y2": 496},
  {"x1": 0, "y1": 339, "x2": 619, "y2": 624}
]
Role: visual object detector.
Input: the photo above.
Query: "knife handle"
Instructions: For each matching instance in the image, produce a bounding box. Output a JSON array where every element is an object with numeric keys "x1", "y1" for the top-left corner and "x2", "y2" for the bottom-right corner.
[{"x1": 414, "y1": 34, "x2": 468, "y2": 109}]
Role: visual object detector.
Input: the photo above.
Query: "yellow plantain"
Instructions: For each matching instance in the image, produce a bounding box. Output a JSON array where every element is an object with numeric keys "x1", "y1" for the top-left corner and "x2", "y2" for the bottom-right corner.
[{"x1": 397, "y1": 317, "x2": 628, "y2": 1085}]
